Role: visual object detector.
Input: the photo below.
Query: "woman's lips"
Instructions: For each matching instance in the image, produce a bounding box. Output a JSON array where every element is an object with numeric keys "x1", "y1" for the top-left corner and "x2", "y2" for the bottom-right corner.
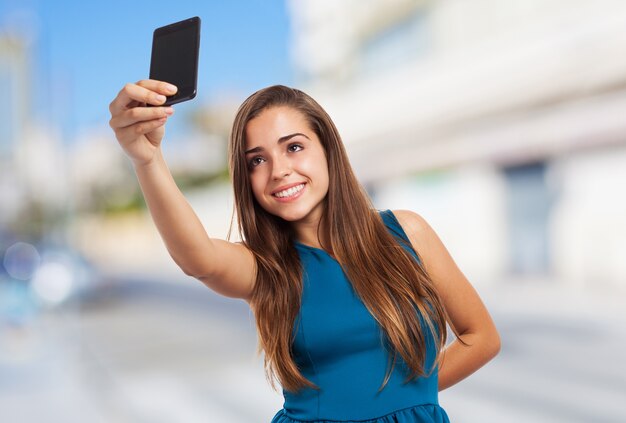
[{"x1": 272, "y1": 183, "x2": 306, "y2": 202}]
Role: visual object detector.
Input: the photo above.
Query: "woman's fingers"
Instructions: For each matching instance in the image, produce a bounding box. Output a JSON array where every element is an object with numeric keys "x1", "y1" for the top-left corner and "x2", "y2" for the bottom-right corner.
[
  {"x1": 109, "y1": 80, "x2": 177, "y2": 115},
  {"x1": 109, "y1": 83, "x2": 162, "y2": 114},
  {"x1": 109, "y1": 105, "x2": 174, "y2": 129},
  {"x1": 108, "y1": 80, "x2": 176, "y2": 164},
  {"x1": 113, "y1": 117, "x2": 168, "y2": 144},
  {"x1": 136, "y1": 79, "x2": 178, "y2": 95}
]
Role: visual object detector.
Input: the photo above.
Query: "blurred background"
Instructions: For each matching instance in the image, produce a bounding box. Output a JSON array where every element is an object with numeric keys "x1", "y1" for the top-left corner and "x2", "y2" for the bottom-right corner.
[{"x1": 1, "y1": 0, "x2": 625, "y2": 422}]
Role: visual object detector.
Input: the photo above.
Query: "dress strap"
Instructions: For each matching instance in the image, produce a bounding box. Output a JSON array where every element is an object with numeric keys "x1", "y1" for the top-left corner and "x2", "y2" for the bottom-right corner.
[{"x1": 378, "y1": 209, "x2": 421, "y2": 264}]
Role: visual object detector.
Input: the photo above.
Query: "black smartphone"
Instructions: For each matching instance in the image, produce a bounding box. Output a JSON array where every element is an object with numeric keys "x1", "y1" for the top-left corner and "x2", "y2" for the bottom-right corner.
[{"x1": 149, "y1": 16, "x2": 201, "y2": 106}]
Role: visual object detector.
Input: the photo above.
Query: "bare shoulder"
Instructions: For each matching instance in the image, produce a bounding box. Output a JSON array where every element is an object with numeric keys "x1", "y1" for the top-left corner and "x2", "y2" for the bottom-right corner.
[
  {"x1": 390, "y1": 208, "x2": 480, "y2": 314},
  {"x1": 389, "y1": 209, "x2": 430, "y2": 234},
  {"x1": 389, "y1": 209, "x2": 453, "y2": 278},
  {"x1": 389, "y1": 209, "x2": 433, "y2": 253}
]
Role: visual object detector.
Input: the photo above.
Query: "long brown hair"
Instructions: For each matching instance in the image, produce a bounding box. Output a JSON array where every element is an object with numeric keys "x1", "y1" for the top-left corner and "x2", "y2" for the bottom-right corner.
[{"x1": 227, "y1": 85, "x2": 458, "y2": 394}]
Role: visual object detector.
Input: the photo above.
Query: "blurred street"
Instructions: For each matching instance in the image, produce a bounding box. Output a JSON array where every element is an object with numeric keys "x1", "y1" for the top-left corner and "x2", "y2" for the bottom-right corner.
[
  {"x1": 441, "y1": 282, "x2": 626, "y2": 423},
  {"x1": 1, "y1": 271, "x2": 625, "y2": 423},
  {"x1": 0, "y1": 274, "x2": 282, "y2": 423}
]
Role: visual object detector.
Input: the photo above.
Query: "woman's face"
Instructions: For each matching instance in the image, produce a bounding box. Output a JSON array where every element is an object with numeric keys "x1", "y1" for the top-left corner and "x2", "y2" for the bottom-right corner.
[{"x1": 244, "y1": 106, "x2": 329, "y2": 224}]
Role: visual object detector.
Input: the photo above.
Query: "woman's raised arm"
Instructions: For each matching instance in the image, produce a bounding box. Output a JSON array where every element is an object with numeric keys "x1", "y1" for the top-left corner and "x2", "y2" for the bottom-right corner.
[{"x1": 108, "y1": 80, "x2": 256, "y2": 302}]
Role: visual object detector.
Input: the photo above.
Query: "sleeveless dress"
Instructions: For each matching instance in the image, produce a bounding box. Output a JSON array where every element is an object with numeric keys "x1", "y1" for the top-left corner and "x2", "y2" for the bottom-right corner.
[{"x1": 270, "y1": 209, "x2": 450, "y2": 423}]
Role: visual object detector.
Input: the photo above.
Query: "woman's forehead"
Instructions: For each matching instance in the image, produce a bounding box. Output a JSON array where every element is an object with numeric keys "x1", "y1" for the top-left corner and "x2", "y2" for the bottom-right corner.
[{"x1": 245, "y1": 107, "x2": 312, "y2": 147}]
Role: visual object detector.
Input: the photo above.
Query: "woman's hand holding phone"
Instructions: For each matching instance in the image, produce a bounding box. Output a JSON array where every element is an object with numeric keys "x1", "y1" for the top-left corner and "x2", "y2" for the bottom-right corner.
[
  {"x1": 109, "y1": 17, "x2": 199, "y2": 166},
  {"x1": 108, "y1": 79, "x2": 177, "y2": 167}
]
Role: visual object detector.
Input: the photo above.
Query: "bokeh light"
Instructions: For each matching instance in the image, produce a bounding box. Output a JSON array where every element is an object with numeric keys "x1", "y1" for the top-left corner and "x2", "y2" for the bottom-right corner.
[
  {"x1": 30, "y1": 260, "x2": 74, "y2": 306},
  {"x1": 3, "y1": 242, "x2": 41, "y2": 281}
]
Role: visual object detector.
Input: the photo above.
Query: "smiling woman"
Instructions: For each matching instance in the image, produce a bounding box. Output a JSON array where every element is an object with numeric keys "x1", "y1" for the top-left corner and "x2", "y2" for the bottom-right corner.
[
  {"x1": 243, "y1": 107, "x2": 330, "y2": 235},
  {"x1": 108, "y1": 81, "x2": 500, "y2": 422}
]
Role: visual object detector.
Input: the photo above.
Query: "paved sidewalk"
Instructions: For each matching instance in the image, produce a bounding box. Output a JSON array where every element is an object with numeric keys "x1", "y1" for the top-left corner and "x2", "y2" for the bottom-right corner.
[{"x1": 2, "y1": 275, "x2": 625, "y2": 422}]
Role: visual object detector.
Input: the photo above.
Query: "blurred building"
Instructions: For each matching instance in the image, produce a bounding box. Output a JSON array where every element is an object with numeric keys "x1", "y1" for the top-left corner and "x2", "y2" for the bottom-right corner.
[
  {"x1": 0, "y1": 34, "x2": 29, "y2": 228},
  {"x1": 0, "y1": 32, "x2": 69, "y2": 240},
  {"x1": 287, "y1": 0, "x2": 626, "y2": 291}
]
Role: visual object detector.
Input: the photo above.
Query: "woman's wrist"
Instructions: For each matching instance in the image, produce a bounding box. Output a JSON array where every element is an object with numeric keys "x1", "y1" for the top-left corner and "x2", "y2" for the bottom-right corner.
[{"x1": 132, "y1": 147, "x2": 164, "y2": 171}]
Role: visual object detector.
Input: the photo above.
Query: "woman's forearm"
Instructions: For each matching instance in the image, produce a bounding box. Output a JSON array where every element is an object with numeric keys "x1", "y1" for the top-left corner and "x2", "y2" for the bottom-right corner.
[
  {"x1": 437, "y1": 330, "x2": 501, "y2": 391},
  {"x1": 132, "y1": 147, "x2": 216, "y2": 277}
]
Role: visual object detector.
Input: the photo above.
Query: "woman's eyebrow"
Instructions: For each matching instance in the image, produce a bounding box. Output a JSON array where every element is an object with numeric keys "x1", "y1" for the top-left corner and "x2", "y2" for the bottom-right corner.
[{"x1": 245, "y1": 132, "x2": 310, "y2": 155}]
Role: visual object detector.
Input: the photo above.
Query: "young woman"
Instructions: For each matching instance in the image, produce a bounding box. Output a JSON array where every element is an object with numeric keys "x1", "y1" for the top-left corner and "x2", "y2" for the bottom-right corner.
[{"x1": 108, "y1": 80, "x2": 500, "y2": 422}]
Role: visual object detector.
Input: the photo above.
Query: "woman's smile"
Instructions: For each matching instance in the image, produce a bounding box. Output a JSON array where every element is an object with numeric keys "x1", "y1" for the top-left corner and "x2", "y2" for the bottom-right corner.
[{"x1": 272, "y1": 183, "x2": 306, "y2": 201}]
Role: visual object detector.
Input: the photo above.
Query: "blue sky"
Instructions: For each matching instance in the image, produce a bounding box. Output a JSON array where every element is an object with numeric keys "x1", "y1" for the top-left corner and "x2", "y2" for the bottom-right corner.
[{"x1": 0, "y1": 0, "x2": 293, "y2": 142}]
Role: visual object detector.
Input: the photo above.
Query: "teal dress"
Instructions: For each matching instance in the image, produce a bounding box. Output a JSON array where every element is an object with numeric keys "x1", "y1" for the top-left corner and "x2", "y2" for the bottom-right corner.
[{"x1": 271, "y1": 209, "x2": 450, "y2": 423}]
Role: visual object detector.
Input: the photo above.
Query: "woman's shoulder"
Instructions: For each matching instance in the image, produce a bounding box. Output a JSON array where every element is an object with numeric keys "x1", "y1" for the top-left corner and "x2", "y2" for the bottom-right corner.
[
  {"x1": 386, "y1": 209, "x2": 430, "y2": 237},
  {"x1": 385, "y1": 209, "x2": 435, "y2": 256}
]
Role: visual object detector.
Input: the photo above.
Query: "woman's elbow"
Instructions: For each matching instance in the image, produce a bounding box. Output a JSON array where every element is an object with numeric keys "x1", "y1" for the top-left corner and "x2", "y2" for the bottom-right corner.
[{"x1": 487, "y1": 327, "x2": 501, "y2": 359}]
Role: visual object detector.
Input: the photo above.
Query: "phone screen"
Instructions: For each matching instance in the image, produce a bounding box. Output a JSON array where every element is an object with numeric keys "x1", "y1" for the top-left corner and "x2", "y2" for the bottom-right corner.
[{"x1": 150, "y1": 17, "x2": 200, "y2": 106}]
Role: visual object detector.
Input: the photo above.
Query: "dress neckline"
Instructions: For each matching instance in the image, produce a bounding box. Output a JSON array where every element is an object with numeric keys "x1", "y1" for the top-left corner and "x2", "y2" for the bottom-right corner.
[{"x1": 294, "y1": 241, "x2": 336, "y2": 260}]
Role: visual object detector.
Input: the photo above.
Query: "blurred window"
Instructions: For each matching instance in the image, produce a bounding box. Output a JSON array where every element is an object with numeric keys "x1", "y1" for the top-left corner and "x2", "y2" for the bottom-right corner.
[
  {"x1": 503, "y1": 161, "x2": 555, "y2": 276},
  {"x1": 359, "y1": 9, "x2": 431, "y2": 77}
]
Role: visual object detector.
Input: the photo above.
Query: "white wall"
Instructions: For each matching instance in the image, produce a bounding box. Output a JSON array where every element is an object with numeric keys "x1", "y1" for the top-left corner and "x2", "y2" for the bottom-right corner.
[{"x1": 550, "y1": 146, "x2": 626, "y2": 293}]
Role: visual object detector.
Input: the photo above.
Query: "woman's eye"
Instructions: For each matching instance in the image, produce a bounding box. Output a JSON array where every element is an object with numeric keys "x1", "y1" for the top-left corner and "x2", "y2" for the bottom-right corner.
[
  {"x1": 248, "y1": 144, "x2": 301, "y2": 168},
  {"x1": 249, "y1": 157, "x2": 264, "y2": 168}
]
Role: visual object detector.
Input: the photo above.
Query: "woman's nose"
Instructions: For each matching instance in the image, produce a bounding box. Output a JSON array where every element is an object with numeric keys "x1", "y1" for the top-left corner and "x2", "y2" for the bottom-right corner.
[{"x1": 272, "y1": 156, "x2": 292, "y2": 179}]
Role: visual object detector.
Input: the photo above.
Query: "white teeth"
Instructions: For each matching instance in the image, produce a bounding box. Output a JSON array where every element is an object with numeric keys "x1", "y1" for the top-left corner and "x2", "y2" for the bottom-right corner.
[{"x1": 274, "y1": 184, "x2": 305, "y2": 198}]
